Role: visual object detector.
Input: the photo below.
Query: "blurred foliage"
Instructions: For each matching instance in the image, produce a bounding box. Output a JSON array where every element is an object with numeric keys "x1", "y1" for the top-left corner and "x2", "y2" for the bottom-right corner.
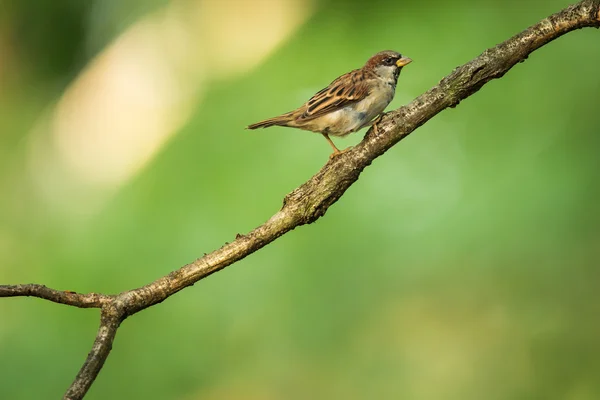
[{"x1": 1, "y1": 0, "x2": 599, "y2": 399}]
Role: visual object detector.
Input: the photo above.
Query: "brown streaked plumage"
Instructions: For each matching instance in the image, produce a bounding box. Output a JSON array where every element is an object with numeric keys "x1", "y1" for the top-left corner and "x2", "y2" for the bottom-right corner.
[{"x1": 247, "y1": 50, "x2": 412, "y2": 155}]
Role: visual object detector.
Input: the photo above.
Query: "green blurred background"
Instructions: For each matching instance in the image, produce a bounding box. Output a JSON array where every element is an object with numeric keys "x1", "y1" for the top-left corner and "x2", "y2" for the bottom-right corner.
[{"x1": 1, "y1": 0, "x2": 599, "y2": 399}]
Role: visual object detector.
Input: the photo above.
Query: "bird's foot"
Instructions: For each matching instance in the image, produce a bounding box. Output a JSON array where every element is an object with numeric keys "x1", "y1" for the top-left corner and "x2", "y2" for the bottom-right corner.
[
  {"x1": 322, "y1": 133, "x2": 345, "y2": 157},
  {"x1": 370, "y1": 113, "x2": 386, "y2": 135},
  {"x1": 329, "y1": 147, "x2": 351, "y2": 159}
]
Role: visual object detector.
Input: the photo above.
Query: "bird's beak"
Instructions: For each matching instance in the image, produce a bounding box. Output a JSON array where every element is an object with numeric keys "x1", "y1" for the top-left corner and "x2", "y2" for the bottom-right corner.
[{"x1": 396, "y1": 57, "x2": 413, "y2": 67}]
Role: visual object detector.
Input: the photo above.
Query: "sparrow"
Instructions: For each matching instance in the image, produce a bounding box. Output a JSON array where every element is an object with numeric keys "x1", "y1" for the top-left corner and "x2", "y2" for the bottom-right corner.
[{"x1": 247, "y1": 50, "x2": 412, "y2": 155}]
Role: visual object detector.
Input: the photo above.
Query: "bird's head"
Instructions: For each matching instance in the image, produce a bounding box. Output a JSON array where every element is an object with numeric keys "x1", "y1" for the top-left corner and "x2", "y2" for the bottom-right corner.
[{"x1": 365, "y1": 50, "x2": 412, "y2": 83}]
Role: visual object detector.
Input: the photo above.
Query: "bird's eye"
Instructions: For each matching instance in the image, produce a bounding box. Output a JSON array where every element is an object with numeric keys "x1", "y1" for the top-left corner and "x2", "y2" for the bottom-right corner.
[{"x1": 384, "y1": 57, "x2": 394, "y2": 65}]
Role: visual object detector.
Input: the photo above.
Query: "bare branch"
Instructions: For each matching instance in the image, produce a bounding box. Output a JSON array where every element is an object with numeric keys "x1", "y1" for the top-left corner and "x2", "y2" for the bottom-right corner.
[
  {"x1": 115, "y1": 0, "x2": 600, "y2": 316},
  {"x1": 1, "y1": 1, "x2": 599, "y2": 399},
  {"x1": 63, "y1": 306, "x2": 122, "y2": 400},
  {"x1": 0, "y1": 284, "x2": 111, "y2": 308}
]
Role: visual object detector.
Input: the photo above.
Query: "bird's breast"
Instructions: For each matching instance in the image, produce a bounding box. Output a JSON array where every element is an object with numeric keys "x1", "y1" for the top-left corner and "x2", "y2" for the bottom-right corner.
[
  {"x1": 352, "y1": 85, "x2": 395, "y2": 118},
  {"x1": 326, "y1": 84, "x2": 394, "y2": 136}
]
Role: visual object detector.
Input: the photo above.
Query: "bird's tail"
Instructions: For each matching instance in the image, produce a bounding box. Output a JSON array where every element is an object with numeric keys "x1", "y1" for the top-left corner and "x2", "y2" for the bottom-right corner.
[{"x1": 247, "y1": 112, "x2": 295, "y2": 130}]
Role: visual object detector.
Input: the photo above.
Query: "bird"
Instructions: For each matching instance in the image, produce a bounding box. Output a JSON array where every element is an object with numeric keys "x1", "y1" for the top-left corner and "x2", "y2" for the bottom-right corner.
[{"x1": 247, "y1": 50, "x2": 412, "y2": 155}]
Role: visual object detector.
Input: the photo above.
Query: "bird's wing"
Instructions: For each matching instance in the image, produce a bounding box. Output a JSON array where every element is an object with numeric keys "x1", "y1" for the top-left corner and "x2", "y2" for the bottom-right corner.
[{"x1": 297, "y1": 69, "x2": 372, "y2": 121}]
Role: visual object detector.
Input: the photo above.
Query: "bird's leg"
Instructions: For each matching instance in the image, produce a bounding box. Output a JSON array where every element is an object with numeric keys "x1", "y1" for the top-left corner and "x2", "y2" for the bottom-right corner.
[{"x1": 322, "y1": 133, "x2": 343, "y2": 157}]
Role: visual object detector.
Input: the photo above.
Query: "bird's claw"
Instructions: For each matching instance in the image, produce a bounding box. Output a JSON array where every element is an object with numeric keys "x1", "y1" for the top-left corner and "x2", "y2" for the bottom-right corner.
[
  {"x1": 371, "y1": 113, "x2": 386, "y2": 135},
  {"x1": 329, "y1": 147, "x2": 351, "y2": 159}
]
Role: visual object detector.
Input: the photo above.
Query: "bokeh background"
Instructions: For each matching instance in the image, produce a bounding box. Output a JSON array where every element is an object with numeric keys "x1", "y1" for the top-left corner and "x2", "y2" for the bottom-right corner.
[{"x1": 1, "y1": 0, "x2": 599, "y2": 399}]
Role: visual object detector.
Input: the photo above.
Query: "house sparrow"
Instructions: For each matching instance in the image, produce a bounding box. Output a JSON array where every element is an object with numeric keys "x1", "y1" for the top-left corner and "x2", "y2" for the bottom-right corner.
[{"x1": 247, "y1": 50, "x2": 412, "y2": 155}]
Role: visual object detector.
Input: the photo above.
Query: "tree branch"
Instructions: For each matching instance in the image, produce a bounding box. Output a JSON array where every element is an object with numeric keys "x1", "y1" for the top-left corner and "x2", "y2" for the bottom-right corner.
[
  {"x1": 64, "y1": 306, "x2": 122, "y2": 400},
  {"x1": 0, "y1": 284, "x2": 110, "y2": 308},
  {"x1": 1, "y1": 1, "x2": 599, "y2": 399}
]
